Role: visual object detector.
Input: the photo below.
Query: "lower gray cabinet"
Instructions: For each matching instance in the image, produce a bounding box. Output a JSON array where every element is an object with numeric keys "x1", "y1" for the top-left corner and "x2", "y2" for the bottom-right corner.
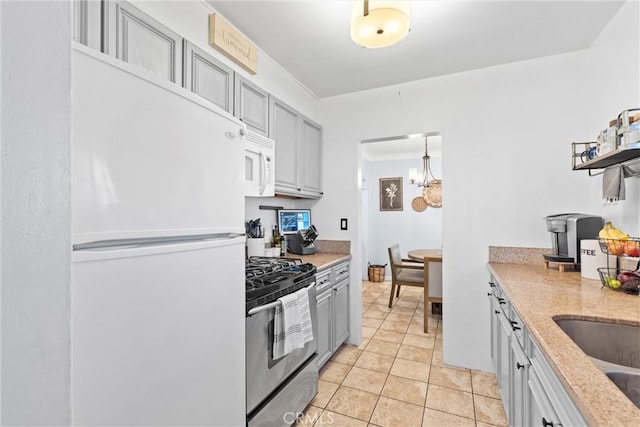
[
  {"x1": 510, "y1": 337, "x2": 528, "y2": 427},
  {"x1": 527, "y1": 337, "x2": 587, "y2": 427},
  {"x1": 316, "y1": 287, "x2": 333, "y2": 368},
  {"x1": 489, "y1": 275, "x2": 587, "y2": 427},
  {"x1": 103, "y1": 0, "x2": 183, "y2": 83},
  {"x1": 527, "y1": 365, "x2": 560, "y2": 427},
  {"x1": 496, "y1": 305, "x2": 512, "y2": 416},
  {"x1": 333, "y1": 278, "x2": 349, "y2": 349},
  {"x1": 316, "y1": 261, "x2": 350, "y2": 369}
]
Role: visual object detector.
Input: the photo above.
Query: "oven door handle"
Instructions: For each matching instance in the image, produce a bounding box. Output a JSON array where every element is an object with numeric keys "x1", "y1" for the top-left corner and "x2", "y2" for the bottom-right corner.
[
  {"x1": 247, "y1": 282, "x2": 316, "y2": 317},
  {"x1": 247, "y1": 300, "x2": 281, "y2": 316}
]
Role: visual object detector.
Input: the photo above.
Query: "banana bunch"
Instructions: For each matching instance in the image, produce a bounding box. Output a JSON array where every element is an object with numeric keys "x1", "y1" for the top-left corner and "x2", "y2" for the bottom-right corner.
[
  {"x1": 599, "y1": 222, "x2": 629, "y2": 255},
  {"x1": 599, "y1": 221, "x2": 629, "y2": 240}
]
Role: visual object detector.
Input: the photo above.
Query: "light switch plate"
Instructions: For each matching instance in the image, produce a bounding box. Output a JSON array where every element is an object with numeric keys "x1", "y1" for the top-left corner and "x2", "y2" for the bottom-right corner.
[{"x1": 340, "y1": 218, "x2": 348, "y2": 230}]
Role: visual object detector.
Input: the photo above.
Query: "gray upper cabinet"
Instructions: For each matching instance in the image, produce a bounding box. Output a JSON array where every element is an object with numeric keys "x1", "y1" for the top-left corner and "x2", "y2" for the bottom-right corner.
[
  {"x1": 73, "y1": 0, "x2": 101, "y2": 50},
  {"x1": 235, "y1": 76, "x2": 269, "y2": 136},
  {"x1": 300, "y1": 116, "x2": 323, "y2": 197},
  {"x1": 269, "y1": 96, "x2": 323, "y2": 198},
  {"x1": 103, "y1": 1, "x2": 183, "y2": 83},
  {"x1": 183, "y1": 41, "x2": 234, "y2": 114},
  {"x1": 270, "y1": 96, "x2": 300, "y2": 194}
]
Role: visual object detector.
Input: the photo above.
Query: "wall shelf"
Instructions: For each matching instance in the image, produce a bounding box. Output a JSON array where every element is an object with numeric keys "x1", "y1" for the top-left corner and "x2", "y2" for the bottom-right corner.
[{"x1": 572, "y1": 142, "x2": 640, "y2": 172}]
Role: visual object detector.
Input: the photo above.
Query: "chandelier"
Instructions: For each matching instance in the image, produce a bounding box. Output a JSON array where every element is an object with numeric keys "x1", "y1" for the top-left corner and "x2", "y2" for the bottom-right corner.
[
  {"x1": 350, "y1": 0, "x2": 411, "y2": 49},
  {"x1": 409, "y1": 137, "x2": 438, "y2": 187}
]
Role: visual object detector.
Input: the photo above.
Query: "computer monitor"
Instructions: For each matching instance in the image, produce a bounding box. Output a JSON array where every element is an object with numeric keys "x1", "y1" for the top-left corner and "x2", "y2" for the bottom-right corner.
[{"x1": 277, "y1": 209, "x2": 312, "y2": 235}]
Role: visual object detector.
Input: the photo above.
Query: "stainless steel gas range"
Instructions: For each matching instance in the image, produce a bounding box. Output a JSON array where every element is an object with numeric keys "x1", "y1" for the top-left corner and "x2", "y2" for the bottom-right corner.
[{"x1": 245, "y1": 257, "x2": 318, "y2": 426}]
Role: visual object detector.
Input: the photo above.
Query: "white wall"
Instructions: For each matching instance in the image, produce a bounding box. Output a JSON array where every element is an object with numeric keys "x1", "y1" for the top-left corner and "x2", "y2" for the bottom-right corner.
[
  {"x1": 582, "y1": 0, "x2": 640, "y2": 229},
  {"x1": 318, "y1": 1, "x2": 639, "y2": 372},
  {"x1": 1, "y1": 1, "x2": 72, "y2": 424},
  {"x1": 362, "y1": 157, "x2": 443, "y2": 278}
]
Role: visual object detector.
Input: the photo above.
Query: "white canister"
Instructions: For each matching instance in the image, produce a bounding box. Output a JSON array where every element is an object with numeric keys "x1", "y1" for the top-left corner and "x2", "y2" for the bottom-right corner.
[
  {"x1": 580, "y1": 239, "x2": 616, "y2": 280},
  {"x1": 247, "y1": 238, "x2": 265, "y2": 257}
]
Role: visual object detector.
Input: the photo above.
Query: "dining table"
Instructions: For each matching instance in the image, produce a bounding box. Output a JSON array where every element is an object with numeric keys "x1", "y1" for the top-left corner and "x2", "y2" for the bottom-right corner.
[
  {"x1": 408, "y1": 249, "x2": 443, "y2": 316},
  {"x1": 407, "y1": 248, "x2": 442, "y2": 263}
]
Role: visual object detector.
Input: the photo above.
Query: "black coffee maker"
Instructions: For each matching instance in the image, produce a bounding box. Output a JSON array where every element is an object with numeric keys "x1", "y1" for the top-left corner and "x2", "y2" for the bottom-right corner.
[{"x1": 543, "y1": 213, "x2": 604, "y2": 264}]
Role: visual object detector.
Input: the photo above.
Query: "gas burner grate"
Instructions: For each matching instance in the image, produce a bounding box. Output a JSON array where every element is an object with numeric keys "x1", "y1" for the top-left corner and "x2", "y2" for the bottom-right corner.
[{"x1": 245, "y1": 261, "x2": 317, "y2": 314}]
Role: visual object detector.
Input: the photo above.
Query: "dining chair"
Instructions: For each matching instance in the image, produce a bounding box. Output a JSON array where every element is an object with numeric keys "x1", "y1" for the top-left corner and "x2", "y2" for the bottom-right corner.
[{"x1": 388, "y1": 244, "x2": 442, "y2": 333}]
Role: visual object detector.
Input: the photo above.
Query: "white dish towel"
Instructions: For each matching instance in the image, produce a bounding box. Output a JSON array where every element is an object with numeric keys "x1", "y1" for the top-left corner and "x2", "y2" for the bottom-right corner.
[{"x1": 273, "y1": 285, "x2": 314, "y2": 359}]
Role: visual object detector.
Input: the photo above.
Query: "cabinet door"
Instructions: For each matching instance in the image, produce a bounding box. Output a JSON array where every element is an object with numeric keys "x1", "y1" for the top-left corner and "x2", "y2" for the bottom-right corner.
[
  {"x1": 103, "y1": 1, "x2": 183, "y2": 83},
  {"x1": 510, "y1": 338, "x2": 528, "y2": 427},
  {"x1": 235, "y1": 76, "x2": 268, "y2": 136},
  {"x1": 488, "y1": 283, "x2": 499, "y2": 369},
  {"x1": 528, "y1": 339, "x2": 587, "y2": 426},
  {"x1": 73, "y1": 0, "x2": 101, "y2": 50},
  {"x1": 183, "y1": 41, "x2": 233, "y2": 114},
  {"x1": 333, "y1": 279, "x2": 350, "y2": 349},
  {"x1": 527, "y1": 368, "x2": 560, "y2": 427},
  {"x1": 316, "y1": 289, "x2": 333, "y2": 369},
  {"x1": 300, "y1": 116, "x2": 322, "y2": 196},
  {"x1": 497, "y1": 308, "x2": 512, "y2": 418},
  {"x1": 270, "y1": 97, "x2": 299, "y2": 194}
]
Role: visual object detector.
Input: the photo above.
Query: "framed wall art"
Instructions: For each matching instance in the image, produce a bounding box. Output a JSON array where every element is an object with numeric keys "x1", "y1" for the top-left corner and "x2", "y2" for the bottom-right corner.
[{"x1": 379, "y1": 177, "x2": 403, "y2": 211}]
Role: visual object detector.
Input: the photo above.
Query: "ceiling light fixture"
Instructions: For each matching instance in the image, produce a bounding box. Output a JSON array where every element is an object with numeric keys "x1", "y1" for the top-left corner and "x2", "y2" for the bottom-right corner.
[
  {"x1": 351, "y1": 0, "x2": 411, "y2": 49},
  {"x1": 409, "y1": 137, "x2": 438, "y2": 187}
]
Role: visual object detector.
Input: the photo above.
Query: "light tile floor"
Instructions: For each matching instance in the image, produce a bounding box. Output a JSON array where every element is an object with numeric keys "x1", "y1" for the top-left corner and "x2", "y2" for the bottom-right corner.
[{"x1": 299, "y1": 280, "x2": 507, "y2": 427}]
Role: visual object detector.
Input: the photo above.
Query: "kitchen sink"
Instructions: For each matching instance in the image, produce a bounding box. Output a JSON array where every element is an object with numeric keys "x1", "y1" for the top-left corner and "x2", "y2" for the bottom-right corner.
[
  {"x1": 555, "y1": 318, "x2": 640, "y2": 408},
  {"x1": 554, "y1": 318, "x2": 640, "y2": 369},
  {"x1": 605, "y1": 371, "x2": 640, "y2": 408}
]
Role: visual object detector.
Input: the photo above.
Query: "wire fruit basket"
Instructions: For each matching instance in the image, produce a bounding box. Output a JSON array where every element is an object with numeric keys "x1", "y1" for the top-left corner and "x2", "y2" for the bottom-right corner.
[
  {"x1": 597, "y1": 268, "x2": 640, "y2": 295},
  {"x1": 597, "y1": 237, "x2": 640, "y2": 257}
]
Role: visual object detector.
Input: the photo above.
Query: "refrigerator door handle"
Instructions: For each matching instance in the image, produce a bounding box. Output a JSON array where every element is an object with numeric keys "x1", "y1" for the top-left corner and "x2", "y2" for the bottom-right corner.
[
  {"x1": 74, "y1": 233, "x2": 245, "y2": 251},
  {"x1": 73, "y1": 234, "x2": 246, "y2": 262}
]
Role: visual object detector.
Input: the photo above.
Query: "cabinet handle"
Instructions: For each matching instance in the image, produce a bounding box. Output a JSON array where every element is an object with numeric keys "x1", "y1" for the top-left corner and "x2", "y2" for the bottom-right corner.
[
  {"x1": 487, "y1": 292, "x2": 491, "y2": 296},
  {"x1": 494, "y1": 310, "x2": 500, "y2": 314},
  {"x1": 541, "y1": 417, "x2": 554, "y2": 427},
  {"x1": 488, "y1": 282, "x2": 496, "y2": 287},
  {"x1": 510, "y1": 320, "x2": 521, "y2": 331},
  {"x1": 516, "y1": 362, "x2": 525, "y2": 370}
]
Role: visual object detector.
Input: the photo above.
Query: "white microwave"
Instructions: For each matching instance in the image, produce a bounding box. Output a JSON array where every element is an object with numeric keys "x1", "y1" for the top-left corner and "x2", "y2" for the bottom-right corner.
[{"x1": 243, "y1": 129, "x2": 275, "y2": 197}]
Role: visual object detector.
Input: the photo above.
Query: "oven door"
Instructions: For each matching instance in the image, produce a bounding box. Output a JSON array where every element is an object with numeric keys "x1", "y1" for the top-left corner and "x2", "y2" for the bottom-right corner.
[{"x1": 246, "y1": 283, "x2": 318, "y2": 415}]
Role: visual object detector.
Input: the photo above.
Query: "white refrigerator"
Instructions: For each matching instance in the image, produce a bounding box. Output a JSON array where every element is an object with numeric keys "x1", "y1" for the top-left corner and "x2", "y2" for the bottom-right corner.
[{"x1": 71, "y1": 44, "x2": 246, "y2": 426}]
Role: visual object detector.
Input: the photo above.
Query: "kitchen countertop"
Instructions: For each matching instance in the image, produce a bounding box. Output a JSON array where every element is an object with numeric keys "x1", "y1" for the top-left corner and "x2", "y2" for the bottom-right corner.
[
  {"x1": 488, "y1": 263, "x2": 640, "y2": 426},
  {"x1": 286, "y1": 253, "x2": 352, "y2": 271}
]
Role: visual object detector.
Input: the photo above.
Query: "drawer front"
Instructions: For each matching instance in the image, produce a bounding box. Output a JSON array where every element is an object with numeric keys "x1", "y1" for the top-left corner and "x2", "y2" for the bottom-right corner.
[
  {"x1": 315, "y1": 269, "x2": 332, "y2": 293},
  {"x1": 332, "y1": 261, "x2": 350, "y2": 283}
]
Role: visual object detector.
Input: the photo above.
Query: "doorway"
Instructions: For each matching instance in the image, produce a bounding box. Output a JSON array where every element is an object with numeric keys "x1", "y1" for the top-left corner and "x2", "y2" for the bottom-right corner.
[{"x1": 359, "y1": 133, "x2": 442, "y2": 278}]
